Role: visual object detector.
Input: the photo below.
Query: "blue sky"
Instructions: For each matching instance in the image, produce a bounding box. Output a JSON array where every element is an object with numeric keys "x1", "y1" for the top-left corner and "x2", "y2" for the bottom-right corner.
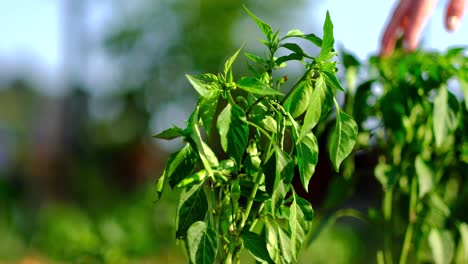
[{"x1": 0, "y1": 0, "x2": 466, "y2": 94}]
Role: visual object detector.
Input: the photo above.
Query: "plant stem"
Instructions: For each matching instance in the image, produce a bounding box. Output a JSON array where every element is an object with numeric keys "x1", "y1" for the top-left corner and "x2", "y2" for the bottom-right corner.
[
  {"x1": 399, "y1": 176, "x2": 417, "y2": 264},
  {"x1": 240, "y1": 169, "x2": 262, "y2": 230},
  {"x1": 383, "y1": 189, "x2": 393, "y2": 264}
]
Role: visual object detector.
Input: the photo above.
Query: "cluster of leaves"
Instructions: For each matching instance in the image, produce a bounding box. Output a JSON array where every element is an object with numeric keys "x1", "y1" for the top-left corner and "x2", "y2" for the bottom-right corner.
[
  {"x1": 155, "y1": 7, "x2": 357, "y2": 264},
  {"x1": 343, "y1": 48, "x2": 468, "y2": 264}
]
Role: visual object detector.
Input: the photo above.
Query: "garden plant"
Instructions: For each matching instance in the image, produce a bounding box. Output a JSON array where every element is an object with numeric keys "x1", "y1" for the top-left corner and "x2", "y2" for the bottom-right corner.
[{"x1": 155, "y1": 7, "x2": 357, "y2": 264}]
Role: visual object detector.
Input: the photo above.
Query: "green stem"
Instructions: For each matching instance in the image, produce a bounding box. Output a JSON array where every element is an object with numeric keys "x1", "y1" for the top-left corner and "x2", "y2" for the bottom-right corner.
[
  {"x1": 383, "y1": 189, "x2": 393, "y2": 264},
  {"x1": 399, "y1": 176, "x2": 417, "y2": 264}
]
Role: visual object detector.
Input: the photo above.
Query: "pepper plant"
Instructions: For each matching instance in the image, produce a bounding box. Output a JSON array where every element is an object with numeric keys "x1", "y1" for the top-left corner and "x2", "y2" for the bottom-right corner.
[
  {"x1": 154, "y1": 7, "x2": 357, "y2": 264},
  {"x1": 342, "y1": 47, "x2": 468, "y2": 264}
]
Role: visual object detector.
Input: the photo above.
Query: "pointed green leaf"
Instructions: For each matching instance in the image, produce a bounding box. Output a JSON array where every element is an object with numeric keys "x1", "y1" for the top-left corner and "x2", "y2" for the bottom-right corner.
[
  {"x1": 289, "y1": 192, "x2": 314, "y2": 262},
  {"x1": 271, "y1": 147, "x2": 294, "y2": 213},
  {"x1": 284, "y1": 29, "x2": 305, "y2": 38},
  {"x1": 176, "y1": 170, "x2": 207, "y2": 188},
  {"x1": 283, "y1": 80, "x2": 313, "y2": 118},
  {"x1": 433, "y1": 86, "x2": 459, "y2": 147},
  {"x1": 296, "y1": 132, "x2": 319, "y2": 192},
  {"x1": 155, "y1": 170, "x2": 166, "y2": 201},
  {"x1": 224, "y1": 47, "x2": 242, "y2": 78},
  {"x1": 277, "y1": 227, "x2": 292, "y2": 263},
  {"x1": 242, "y1": 231, "x2": 275, "y2": 264},
  {"x1": 187, "y1": 221, "x2": 218, "y2": 264},
  {"x1": 237, "y1": 77, "x2": 284, "y2": 96},
  {"x1": 319, "y1": 11, "x2": 334, "y2": 60},
  {"x1": 165, "y1": 144, "x2": 198, "y2": 188},
  {"x1": 281, "y1": 43, "x2": 307, "y2": 57},
  {"x1": 300, "y1": 74, "x2": 333, "y2": 138},
  {"x1": 264, "y1": 218, "x2": 280, "y2": 263},
  {"x1": 187, "y1": 109, "x2": 219, "y2": 173},
  {"x1": 176, "y1": 184, "x2": 208, "y2": 239},
  {"x1": 244, "y1": 6, "x2": 273, "y2": 41},
  {"x1": 186, "y1": 74, "x2": 217, "y2": 98},
  {"x1": 429, "y1": 229, "x2": 454, "y2": 264},
  {"x1": 322, "y1": 70, "x2": 345, "y2": 92},
  {"x1": 245, "y1": 52, "x2": 265, "y2": 64},
  {"x1": 153, "y1": 126, "x2": 185, "y2": 140},
  {"x1": 217, "y1": 103, "x2": 249, "y2": 166},
  {"x1": 275, "y1": 53, "x2": 304, "y2": 66},
  {"x1": 329, "y1": 110, "x2": 358, "y2": 172},
  {"x1": 199, "y1": 95, "x2": 219, "y2": 138},
  {"x1": 415, "y1": 156, "x2": 434, "y2": 198},
  {"x1": 303, "y1": 33, "x2": 323, "y2": 47}
]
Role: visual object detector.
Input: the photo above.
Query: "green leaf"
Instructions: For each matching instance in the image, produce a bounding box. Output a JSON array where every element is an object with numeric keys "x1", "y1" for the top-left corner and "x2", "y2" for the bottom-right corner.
[
  {"x1": 296, "y1": 132, "x2": 318, "y2": 192},
  {"x1": 459, "y1": 223, "x2": 468, "y2": 262},
  {"x1": 237, "y1": 77, "x2": 284, "y2": 96},
  {"x1": 429, "y1": 229, "x2": 454, "y2": 264},
  {"x1": 429, "y1": 193, "x2": 450, "y2": 217},
  {"x1": 165, "y1": 144, "x2": 198, "y2": 188},
  {"x1": 284, "y1": 29, "x2": 305, "y2": 38},
  {"x1": 176, "y1": 170, "x2": 207, "y2": 188},
  {"x1": 155, "y1": 171, "x2": 166, "y2": 201},
  {"x1": 271, "y1": 147, "x2": 294, "y2": 213},
  {"x1": 329, "y1": 110, "x2": 358, "y2": 172},
  {"x1": 281, "y1": 43, "x2": 308, "y2": 57},
  {"x1": 275, "y1": 53, "x2": 304, "y2": 66},
  {"x1": 433, "y1": 86, "x2": 459, "y2": 147},
  {"x1": 176, "y1": 184, "x2": 208, "y2": 239},
  {"x1": 245, "y1": 52, "x2": 265, "y2": 64},
  {"x1": 319, "y1": 11, "x2": 334, "y2": 60},
  {"x1": 224, "y1": 47, "x2": 242, "y2": 78},
  {"x1": 283, "y1": 79, "x2": 313, "y2": 118},
  {"x1": 303, "y1": 33, "x2": 323, "y2": 47},
  {"x1": 242, "y1": 231, "x2": 275, "y2": 264},
  {"x1": 187, "y1": 221, "x2": 218, "y2": 264},
  {"x1": 458, "y1": 78, "x2": 468, "y2": 110},
  {"x1": 264, "y1": 218, "x2": 280, "y2": 263},
  {"x1": 216, "y1": 103, "x2": 249, "y2": 166},
  {"x1": 300, "y1": 74, "x2": 333, "y2": 137},
  {"x1": 277, "y1": 227, "x2": 292, "y2": 263},
  {"x1": 374, "y1": 163, "x2": 396, "y2": 190},
  {"x1": 415, "y1": 156, "x2": 434, "y2": 198},
  {"x1": 289, "y1": 192, "x2": 314, "y2": 262},
  {"x1": 187, "y1": 109, "x2": 219, "y2": 173},
  {"x1": 244, "y1": 6, "x2": 273, "y2": 41},
  {"x1": 153, "y1": 125, "x2": 185, "y2": 140},
  {"x1": 199, "y1": 95, "x2": 219, "y2": 138},
  {"x1": 322, "y1": 70, "x2": 345, "y2": 92},
  {"x1": 186, "y1": 74, "x2": 217, "y2": 99}
]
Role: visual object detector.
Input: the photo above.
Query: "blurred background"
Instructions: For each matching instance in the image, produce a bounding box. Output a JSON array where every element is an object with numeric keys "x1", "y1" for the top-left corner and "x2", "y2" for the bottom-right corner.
[{"x1": 0, "y1": 0, "x2": 466, "y2": 263}]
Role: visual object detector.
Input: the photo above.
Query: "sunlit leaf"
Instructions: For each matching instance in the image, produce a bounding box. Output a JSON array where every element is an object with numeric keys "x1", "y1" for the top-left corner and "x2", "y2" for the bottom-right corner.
[
  {"x1": 429, "y1": 229, "x2": 454, "y2": 264},
  {"x1": 318, "y1": 11, "x2": 334, "y2": 60},
  {"x1": 300, "y1": 74, "x2": 333, "y2": 138},
  {"x1": 264, "y1": 218, "x2": 280, "y2": 263},
  {"x1": 459, "y1": 223, "x2": 468, "y2": 262},
  {"x1": 224, "y1": 46, "x2": 242, "y2": 78},
  {"x1": 186, "y1": 74, "x2": 217, "y2": 98},
  {"x1": 289, "y1": 192, "x2": 314, "y2": 262},
  {"x1": 329, "y1": 110, "x2": 358, "y2": 172},
  {"x1": 244, "y1": 5, "x2": 273, "y2": 41},
  {"x1": 217, "y1": 103, "x2": 249, "y2": 166},
  {"x1": 176, "y1": 184, "x2": 208, "y2": 239},
  {"x1": 237, "y1": 77, "x2": 284, "y2": 96},
  {"x1": 322, "y1": 70, "x2": 345, "y2": 92},
  {"x1": 187, "y1": 221, "x2": 218, "y2": 264},
  {"x1": 303, "y1": 33, "x2": 322, "y2": 47},
  {"x1": 295, "y1": 132, "x2": 318, "y2": 192},
  {"x1": 165, "y1": 144, "x2": 198, "y2": 188},
  {"x1": 415, "y1": 156, "x2": 434, "y2": 198},
  {"x1": 283, "y1": 80, "x2": 313, "y2": 118},
  {"x1": 284, "y1": 29, "x2": 305, "y2": 38},
  {"x1": 199, "y1": 95, "x2": 219, "y2": 138},
  {"x1": 433, "y1": 86, "x2": 459, "y2": 147}
]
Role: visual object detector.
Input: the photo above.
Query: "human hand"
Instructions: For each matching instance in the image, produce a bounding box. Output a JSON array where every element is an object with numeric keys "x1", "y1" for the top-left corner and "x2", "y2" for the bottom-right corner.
[{"x1": 380, "y1": 0, "x2": 467, "y2": 56}]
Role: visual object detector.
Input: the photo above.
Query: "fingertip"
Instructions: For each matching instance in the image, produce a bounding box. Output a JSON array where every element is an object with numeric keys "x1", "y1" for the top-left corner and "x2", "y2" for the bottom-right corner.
[{"x1": 445, "y1": 16, "x2": 460, "y2": 31}]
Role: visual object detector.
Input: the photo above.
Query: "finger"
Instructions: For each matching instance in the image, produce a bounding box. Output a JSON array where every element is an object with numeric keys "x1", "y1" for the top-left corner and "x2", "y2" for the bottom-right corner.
[
  {"x1": 380, "y1": 1, "x2": 412, "y2": 56},
  {"x1": 445, "y1": 0, "x2": 467, "y2": 31},
  {"x1": 403, "y1": 0, "x2": 438, "y2": 51}
]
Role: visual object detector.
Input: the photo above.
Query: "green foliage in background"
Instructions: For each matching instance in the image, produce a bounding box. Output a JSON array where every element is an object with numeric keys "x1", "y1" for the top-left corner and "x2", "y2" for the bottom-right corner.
[
  {"x1": 155, "y1": 7, "x2": 357, "y2": 264},
  {"x1": 342, "y1": 47, "x2": 468, "y2": 264}
]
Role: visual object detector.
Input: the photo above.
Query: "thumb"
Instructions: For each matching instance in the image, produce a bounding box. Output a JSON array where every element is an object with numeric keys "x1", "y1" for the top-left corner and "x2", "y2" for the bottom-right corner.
[{"x1": 445, "y1": 0, "x2": 467, "y2": 31}]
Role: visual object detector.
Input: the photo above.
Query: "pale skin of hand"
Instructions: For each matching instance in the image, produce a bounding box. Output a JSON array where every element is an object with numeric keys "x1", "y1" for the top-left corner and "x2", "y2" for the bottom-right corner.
[{"x1": 380, "y1": 0, "x2": 467, "y2": 56}]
